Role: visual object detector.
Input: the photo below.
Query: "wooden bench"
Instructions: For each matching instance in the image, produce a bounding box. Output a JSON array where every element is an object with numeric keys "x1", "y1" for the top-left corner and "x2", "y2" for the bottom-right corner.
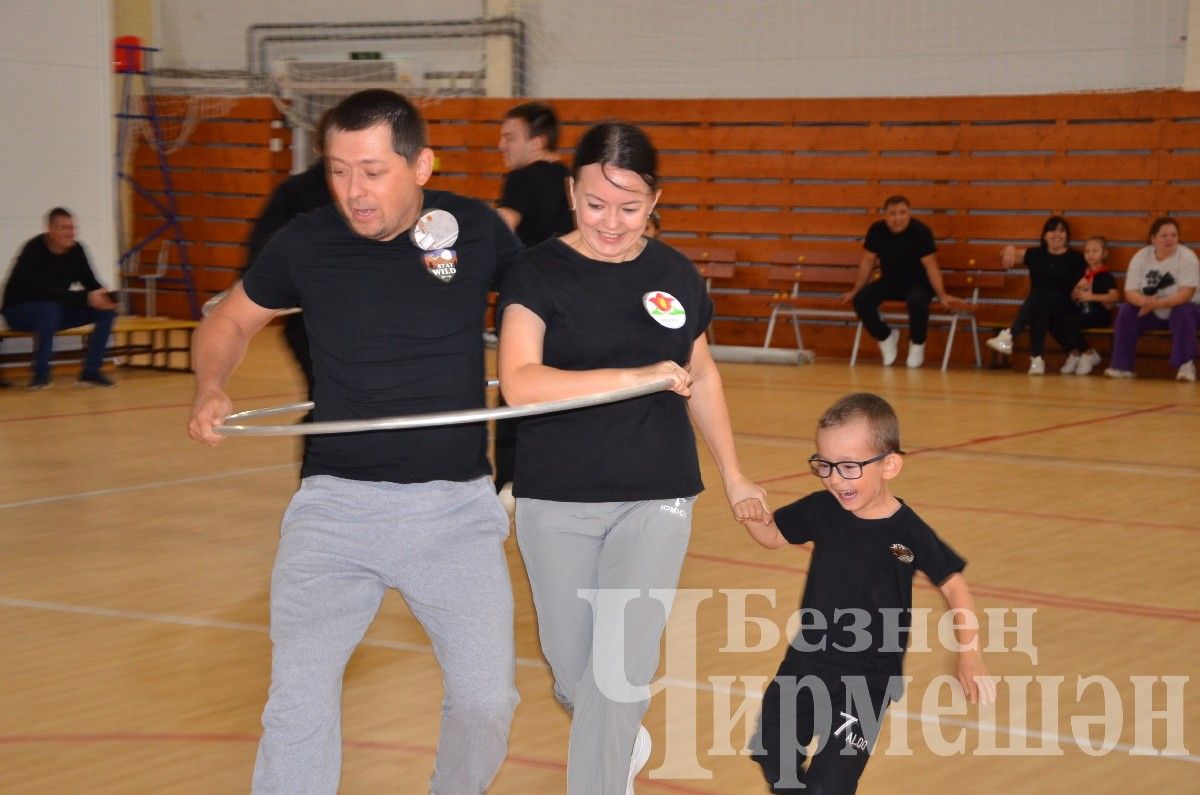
[
  {"x1": 0, "y1": 315, "x2": 199, "y2": 373},
  {"x1": 761, "y1": 248, "x2": 1006, "y2": 371},
  {"x1": 674, "y1": 245, "x2": 737, "y2": 343},
  {"x1": 978, "y1": 318, "x2": 1198, "y2": 376}
]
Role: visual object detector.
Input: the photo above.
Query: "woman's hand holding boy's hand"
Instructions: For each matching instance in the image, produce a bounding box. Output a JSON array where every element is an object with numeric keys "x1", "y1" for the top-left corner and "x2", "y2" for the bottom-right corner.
[{"x1": 724, "y1": 475, "x2": 770, "y2": 525}]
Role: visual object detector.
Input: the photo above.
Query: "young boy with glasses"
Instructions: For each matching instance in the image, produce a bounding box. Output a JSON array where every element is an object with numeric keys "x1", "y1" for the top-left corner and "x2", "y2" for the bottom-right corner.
[{"x1": 743, "y1": 392, "x2": 994, "y2": 793}]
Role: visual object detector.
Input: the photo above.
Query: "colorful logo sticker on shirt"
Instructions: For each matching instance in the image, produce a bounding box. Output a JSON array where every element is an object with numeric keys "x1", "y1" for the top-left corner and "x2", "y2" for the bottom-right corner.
[
  {"x1": 889, "y1": 543, "x2": 915, "y2": 564},
  {"x1": 642, "y1": 291, "x2": 686, "y2": 329},
  {"x1": 424, "y1": 248, "x2": 458, "y2": 283}
]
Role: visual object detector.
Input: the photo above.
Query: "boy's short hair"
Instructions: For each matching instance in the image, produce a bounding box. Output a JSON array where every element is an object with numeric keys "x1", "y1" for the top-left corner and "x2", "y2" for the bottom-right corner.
[
  {"x1": 818, "y1": 392, "x2": 902, "y2": 455},
  {"x1": 882, "y1": 194, "x2": 910, "y2": 210}
]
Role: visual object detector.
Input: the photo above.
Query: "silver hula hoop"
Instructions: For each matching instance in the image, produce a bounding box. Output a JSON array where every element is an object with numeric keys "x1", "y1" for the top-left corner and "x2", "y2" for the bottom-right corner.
[{"x1": 216, "y1": 378, "x2": 675, "y2": 437}]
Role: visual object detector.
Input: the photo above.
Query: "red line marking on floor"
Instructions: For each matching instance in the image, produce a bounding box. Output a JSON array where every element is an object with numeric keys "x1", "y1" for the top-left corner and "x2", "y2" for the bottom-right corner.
[
  {"x1": 0, "y1": 732, "x2": 714, "y2": 793},
  {"x1": 920, "y1": 403, "x2": 1176, "y2": 453},
  {"x1": 909, "y1": 499, "x2": 1198, "y2": 534},
  {"x1": 757, "y1": 402, "x2": 1176, "y2": 484},
  {"x1": 719, "y1": 373, "x2": 1163, "y2": 410},
  {"x1": 682, "y1": 551, "x2": 1200, "y2": 624}
]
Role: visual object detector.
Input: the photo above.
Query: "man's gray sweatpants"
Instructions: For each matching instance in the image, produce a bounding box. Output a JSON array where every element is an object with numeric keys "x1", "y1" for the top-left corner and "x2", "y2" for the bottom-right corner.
[
  {"x1": 515, "y1": 496, "x2": 694, "y2": 795},
  {"x1": 252, "y1": 474, "x2": 519, "y2": 795}
]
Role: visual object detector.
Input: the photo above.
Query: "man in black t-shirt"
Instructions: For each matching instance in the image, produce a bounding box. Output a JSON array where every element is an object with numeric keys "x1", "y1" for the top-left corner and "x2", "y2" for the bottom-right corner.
[
  {"x1": 496, "y1": 102, "x2": 573, "y2": 247},
  {"x1": 2, "y1": 207, "x2": 118, "y2": 389},
  {"x1": 493, "y1": 102, "x2": 573, "y2": 494},
  {"x1": 188, "y1": 90, "x2": 522, "y2": 795},
  {"x1": 842, "y1": 196, "x2": 966, "y2": 368}
]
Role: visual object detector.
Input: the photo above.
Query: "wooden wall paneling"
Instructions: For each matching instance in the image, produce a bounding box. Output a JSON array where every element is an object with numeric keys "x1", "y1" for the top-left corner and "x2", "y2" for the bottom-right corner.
[
  {"x1": 130, "y1": 95, "x2": 290, "y2": 317},
  {"x1": 151, "y1": 91, "x2": 1200, "y2": 365}
]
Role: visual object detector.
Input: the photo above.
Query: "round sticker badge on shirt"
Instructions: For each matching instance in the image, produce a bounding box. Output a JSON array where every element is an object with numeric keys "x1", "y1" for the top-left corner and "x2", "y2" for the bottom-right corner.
[
  {"x1": 410, "y1": 209, "x2": 459, "y2": 251},
  {"x1": 642, "y1": 291, "x2": 687, "y2": 329},
  {"x1": 889, "y1": 543, "x2": 915, "y2": 564}
]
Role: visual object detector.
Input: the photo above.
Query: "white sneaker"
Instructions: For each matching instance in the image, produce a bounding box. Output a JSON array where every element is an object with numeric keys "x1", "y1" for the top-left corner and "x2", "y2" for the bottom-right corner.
[
  {"x1": 1104, "y1": 367, "x2": 1134, "y2": 378},
  {"x1": 906, "y1": 342, "x2": 925, "y2": 368},
  {"x1": 1028, "y1": 356, "x2": 1045, "y2": 375},
  {"x1": 1075, "y1": 350, "x2": 1101, "y2": 376},
  {"x1": 626, "y1": 725, "x2": 651, "y2": 794},
  {"x1": 1060, "y1": 352, "x2": 1080, "y2": 374},
  {"x1": 877, "y1": 329, "x2": 900, "y2": 366},
  {"x1": 986, "y1": 329, "x2": 1013, "y2": 355},
  {"x1": 1178, "y1": 361, "x2": 1196, "y2": 382}
]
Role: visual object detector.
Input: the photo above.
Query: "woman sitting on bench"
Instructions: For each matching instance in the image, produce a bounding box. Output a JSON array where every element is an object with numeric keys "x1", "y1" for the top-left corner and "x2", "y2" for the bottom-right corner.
[{"x1": 985, "y1": 216, "x2": 1086, "y2": 375}]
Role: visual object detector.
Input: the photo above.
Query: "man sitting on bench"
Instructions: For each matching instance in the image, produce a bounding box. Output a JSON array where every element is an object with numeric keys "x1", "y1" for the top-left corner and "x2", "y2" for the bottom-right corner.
[
  {"x1": 2, "y1": 207, "x2": 118, "y2": 390},
  {"x1": 842, "y1": 195, "x2": 966, "y2": 368}
]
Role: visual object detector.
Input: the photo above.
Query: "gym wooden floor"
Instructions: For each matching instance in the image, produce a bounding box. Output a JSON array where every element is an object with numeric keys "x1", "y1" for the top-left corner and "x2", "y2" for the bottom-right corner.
[{"x1": 2, "y1": 326, "x2": 1197, "y2": 794}]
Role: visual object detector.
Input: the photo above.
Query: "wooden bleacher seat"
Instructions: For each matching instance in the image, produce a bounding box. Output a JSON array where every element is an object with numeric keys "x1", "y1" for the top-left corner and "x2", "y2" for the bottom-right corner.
[
  {"x1": 673, "y1": 244, "x2": 737, "y2": 342},
  {"x1": 0, "y1": 315, "x2": 199, "y2": 372},
  {"x1": 762, "y1": 248, "x2": 1005, "y2": 371}
]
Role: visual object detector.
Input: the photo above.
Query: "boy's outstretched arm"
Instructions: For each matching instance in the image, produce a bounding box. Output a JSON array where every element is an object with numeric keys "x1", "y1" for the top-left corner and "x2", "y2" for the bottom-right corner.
[
  {"x1": 742, "y1": 514, "x2": 787, "y2": 550},
  {"x1": 939, "y1": 573, "x2": 997, "y2": 705}
]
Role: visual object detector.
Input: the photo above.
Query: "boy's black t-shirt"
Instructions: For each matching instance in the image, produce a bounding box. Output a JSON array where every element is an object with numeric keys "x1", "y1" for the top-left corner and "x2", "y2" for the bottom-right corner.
[
  {"x1": 497, "y1": 238, "x2": 712, "y2": 502},
  {"x1": 499, "y1": 160, "x2": 574, "y2": 247},
  {"x1": 774, "y1": 490, "x2": 966, "y2": 689},
  {"x1": 242, "y1": 191, "x2": 522, "y2": 484},
  {"x1": 863, "y1": 218, "x2": 937, "y2": 289}
]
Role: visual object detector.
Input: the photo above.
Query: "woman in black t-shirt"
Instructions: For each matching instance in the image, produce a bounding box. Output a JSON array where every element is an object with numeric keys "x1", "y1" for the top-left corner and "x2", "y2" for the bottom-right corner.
[
  {"x1": 986, "y1": 215, "x2": 1088, "y2": 374},
  {"x1": 498, "y1": 122, "x2": 769, "y2": 794}
]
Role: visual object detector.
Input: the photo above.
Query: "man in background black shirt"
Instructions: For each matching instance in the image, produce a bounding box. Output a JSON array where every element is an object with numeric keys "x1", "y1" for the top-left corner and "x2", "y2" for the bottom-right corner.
[
  {"x1": 493, "y1": 102, "x2": 574, "y2": 495},
  {"x1": 2, "y1": 207, "x2": 118, "y2": 389},
  {"x1": 243, "y1": 115, "x2": 335, "y2": 400},
  {"x1": 842, "y1": 196, "x2": 965, "y2": 369},
  {"x1": 496, "y1": 102, "x2": 573, "y2": 247}
]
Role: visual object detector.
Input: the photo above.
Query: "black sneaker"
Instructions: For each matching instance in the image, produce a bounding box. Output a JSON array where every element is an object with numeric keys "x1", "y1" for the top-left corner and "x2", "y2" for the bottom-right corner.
[
  {"x1": 27, "y1": 375, "x2": 52, "y2": 391},
  {"x1": 77, "y1": 372, "x2": 116, "y2": 388}
]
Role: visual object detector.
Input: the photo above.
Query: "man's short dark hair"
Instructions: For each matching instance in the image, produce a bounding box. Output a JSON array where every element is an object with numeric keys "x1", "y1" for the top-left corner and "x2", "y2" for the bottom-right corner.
[
  {"x1": 504, "y1": 102, "x2": 560, "y2": 152},
  {"x1": 46, "y1": 207, "x2": 72, "y2": 224},
  {"x1": 324, "y1": 89, "x2": 428, "y2": 162},
  {"x1": 882, "y1": 195, "x2": 910, "y2": 210}
]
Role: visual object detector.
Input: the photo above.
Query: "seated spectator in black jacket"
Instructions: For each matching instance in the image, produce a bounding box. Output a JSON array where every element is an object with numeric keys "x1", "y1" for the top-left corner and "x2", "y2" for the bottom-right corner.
[{"x1": 2, "y1": 207, "x2": 118, "y2": 389}]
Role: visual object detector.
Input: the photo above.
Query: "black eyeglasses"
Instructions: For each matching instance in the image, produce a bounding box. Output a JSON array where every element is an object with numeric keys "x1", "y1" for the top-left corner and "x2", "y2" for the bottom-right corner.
[{"x1": 808, "y1": 450, "x2": 898, "y2": 479}]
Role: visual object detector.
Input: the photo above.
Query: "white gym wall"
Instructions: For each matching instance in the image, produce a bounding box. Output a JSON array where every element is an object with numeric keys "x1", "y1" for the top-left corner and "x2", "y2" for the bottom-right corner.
[
  {"x1": 0, "y1": 0, "x2": 116, "y2": 289},
  {"x1": 155, "y1": 0, "x2": 1189, "y2": 97}
]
